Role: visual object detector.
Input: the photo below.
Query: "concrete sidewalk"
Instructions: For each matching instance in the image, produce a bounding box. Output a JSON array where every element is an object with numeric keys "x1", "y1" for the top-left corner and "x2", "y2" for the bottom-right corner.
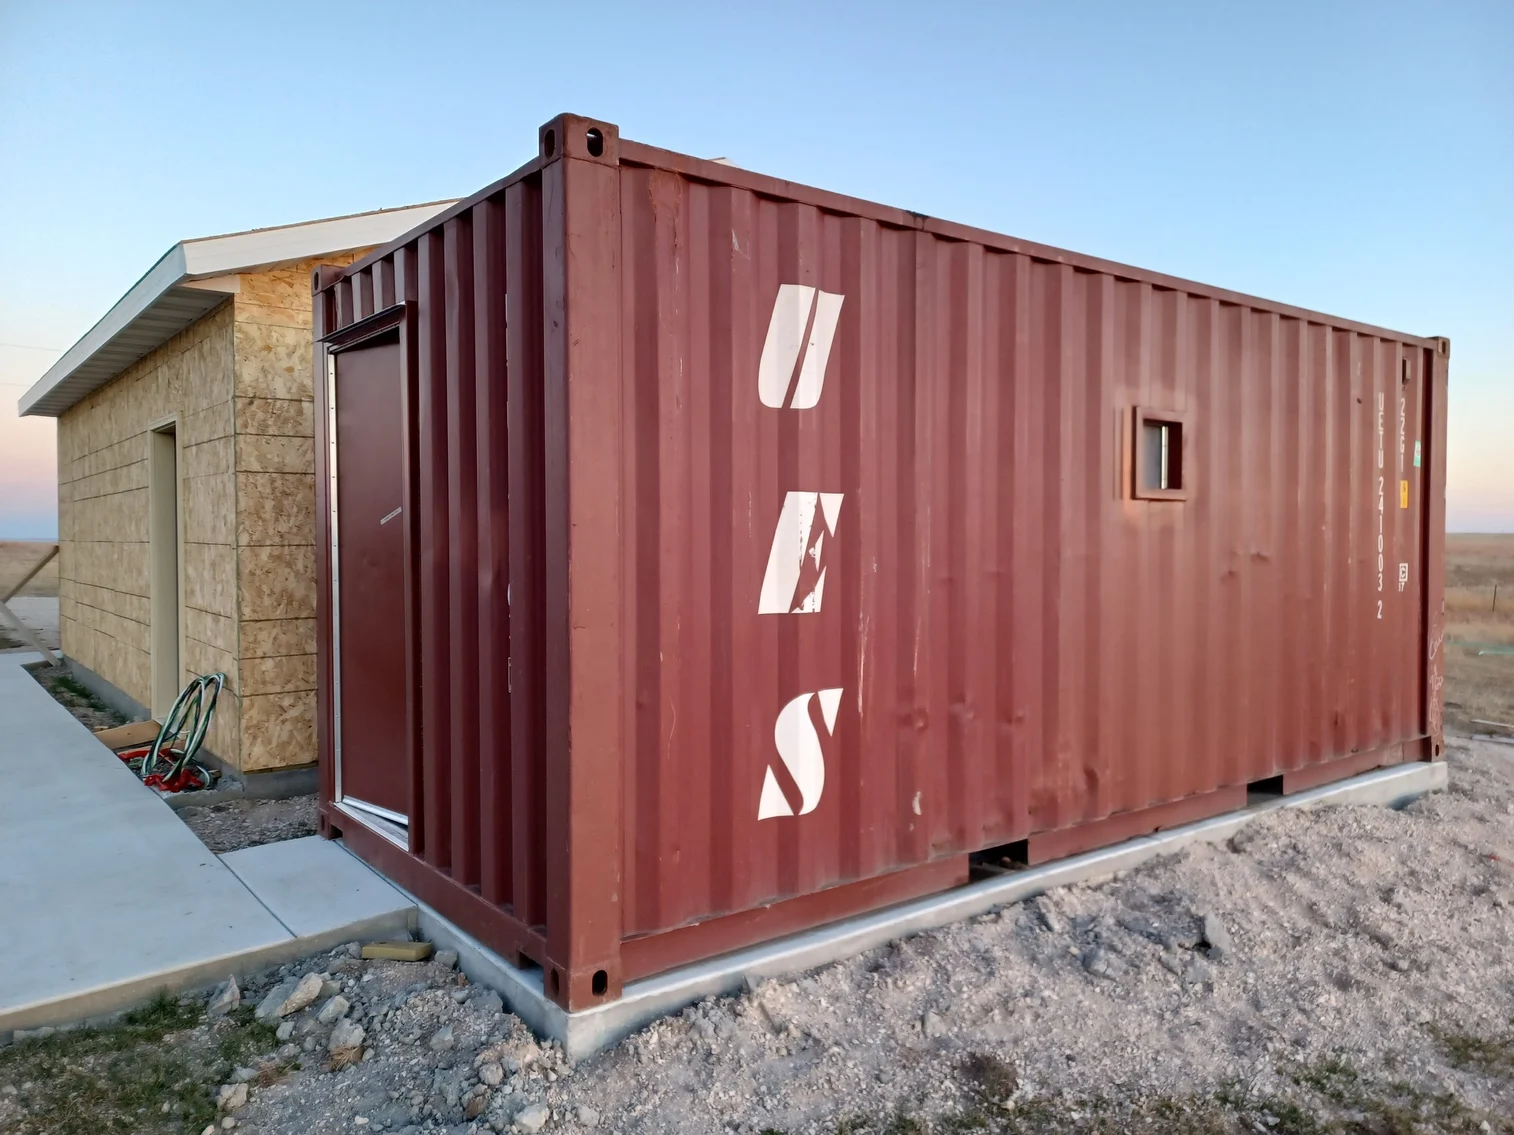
[{"x1": 0, "y1": 653, "x2": 414, "y2": 1035}]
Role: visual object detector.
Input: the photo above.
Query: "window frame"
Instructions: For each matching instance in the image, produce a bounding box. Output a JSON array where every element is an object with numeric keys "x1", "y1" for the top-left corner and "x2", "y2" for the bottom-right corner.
[{"x1": 1132, "y1": 406, "x2": 1191, "y2": 502}]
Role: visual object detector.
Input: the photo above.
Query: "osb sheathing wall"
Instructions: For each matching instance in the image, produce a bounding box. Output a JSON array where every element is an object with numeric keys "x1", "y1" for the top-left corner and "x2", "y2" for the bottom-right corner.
[
  {"x1": 231, "y1": 254, "x2": 367, "y2": 773},
  {"x1": 58, "y1": 250, "x2": 367, "y2": 774},
  {"x1": 57, "y1": 303, "x2": 242, "y2": 764}
]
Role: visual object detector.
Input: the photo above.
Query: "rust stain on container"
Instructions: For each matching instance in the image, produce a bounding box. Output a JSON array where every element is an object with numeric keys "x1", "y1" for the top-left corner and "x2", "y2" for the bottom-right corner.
[{"x1": 315, "y1": 115, "x2": 1449, "y2": 1010}]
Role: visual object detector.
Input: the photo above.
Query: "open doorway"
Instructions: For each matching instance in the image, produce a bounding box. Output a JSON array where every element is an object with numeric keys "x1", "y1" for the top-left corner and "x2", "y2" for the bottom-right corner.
[{"x1": 149, "y1": 422, "x2": 181, "y2": 716}]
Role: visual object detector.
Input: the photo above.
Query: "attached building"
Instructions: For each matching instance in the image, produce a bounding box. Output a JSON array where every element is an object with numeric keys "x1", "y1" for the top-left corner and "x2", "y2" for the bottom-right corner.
[{"x1": 18, "y1": 203, "x2": 453, "y2": 781}]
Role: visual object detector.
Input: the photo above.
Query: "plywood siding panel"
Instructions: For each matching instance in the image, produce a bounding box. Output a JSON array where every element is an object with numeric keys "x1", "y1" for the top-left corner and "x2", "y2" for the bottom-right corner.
[
  {"x1": 183, "y1": 636, "x2": 239, "y2": 695},
  {"x1": 70, "y1": 581, "x2": 149, "y2": 625},
  {"x1": 241, "y1": 617, "x2": 315, "y2": 659},
  {"x1": 237, "y1": 544, "x2": 316, "y2": 621},
  {"x1": 235, "y1": 322, "x2": 312, "y2": 401},
  {"x1": 181, "y1": 436, "x2": 234, "y2": 480},
  {"x1": 181, "y1": 541, "x2": 238, "y2": 620},
  {"x1": 182, "y1": 472, "x2": 237, "y2": 547},
  {"x1": 183, "y1": 606, "x2": 237, "y2": 655},
  {"x1": 240, "y1": 690, "x2": 316, "y2": 771},
  {"x1": 240, "y1": 653, "x2": 316, "y2": 696},
  {"x1": 236, "y1": 472, "x2": 315, "y2": 546},
  {"x1": 182, "y1": 400, "x2": 234, "y2": 447},
  {"x1": 237, "y1": 435, "x2": 313, "y2": 474},
  {"x1": 202, "y1": 690, "x2": 241, "y2": 769},
  {"x1": 235, "y1": 397, "x2": 311, "y2": 438}
]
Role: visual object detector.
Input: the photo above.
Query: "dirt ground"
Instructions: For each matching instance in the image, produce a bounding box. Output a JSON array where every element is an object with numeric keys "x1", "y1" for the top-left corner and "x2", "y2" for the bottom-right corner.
[
  {"x1": 178, "y1": 796, "x2": 320, "y2": 854},
  {"x1": 1444, "y1": 534, "x2": 1514, "y2": 732},
  {"x1": 3, "y1": 737, "x2": 1512, "y2": 1135},
  {"x1": 0, "y1": 541, "x2": 59, "y2": 599},
  {"x1": 24, "y1": 659, "x2": 125, "y2": 731}
]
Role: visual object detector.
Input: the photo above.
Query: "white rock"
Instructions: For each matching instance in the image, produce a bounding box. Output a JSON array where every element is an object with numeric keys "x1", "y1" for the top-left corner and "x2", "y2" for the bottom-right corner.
[
  {"x1": 515, "y1": 1102, "x2": 551, "y2": 1132},
  {"x1": 478, "y1": 1062, "x2": 504, "y2": 1087},
  {"x1": 207, "y1": 976, "x2": 241, "y2": 1017},
  {"x1": 1034, "y1": 899, "x2": 1065, "y2": 934},
  {"x1": 216, "y1": 1082, "x2": 249, "y2": 1112},
  {"x1": 255, "y1": 972, "x2": 323, "y2": 1021},
  {"x1": 229, "y1": 1067, "x2": 258, "y2": 1084},
  {"x1": 284, "y1": 972, "x2": 325, "y2": 1015},
  {"x1": 435, "y1": 949, "x2": 460, "y2": 970},
  {"x1": 1201, "y1": 912, "x2": 1233, "y2": 959},
  {"x1": 276, "y1": 1021, "x2": 295, "y2": 1042},
  {"x1": 330, "y1": 1018, "x2": 367, "y2": 1054},
  {"x1": 577, "y1": 1104, "x2": 600, "y2": 1127},
  {"x1": 317, "y1": 995, "x2": 351, "y2": 1025},
  {"x1": 221, "y1": 1118, "x2": 237, "y2": 1131},
  {"x1": 429, "y1": 1025, "x2": 455, "y2": 1052},
  {"x1": 922, "y1": 1010, "x2": 948, "y2": 1038}
]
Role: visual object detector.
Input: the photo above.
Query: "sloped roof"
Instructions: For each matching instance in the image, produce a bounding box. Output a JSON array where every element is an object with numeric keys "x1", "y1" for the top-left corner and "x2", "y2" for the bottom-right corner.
[{"x1": 19, "y1": 201, "x2": 454, "y2": 417}]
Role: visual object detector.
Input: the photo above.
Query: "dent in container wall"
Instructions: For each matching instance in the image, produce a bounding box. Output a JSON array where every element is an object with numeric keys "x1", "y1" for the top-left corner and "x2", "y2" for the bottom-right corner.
[{"x1": 314, "y1": 114, "x2": 1448, "y2": 1010}]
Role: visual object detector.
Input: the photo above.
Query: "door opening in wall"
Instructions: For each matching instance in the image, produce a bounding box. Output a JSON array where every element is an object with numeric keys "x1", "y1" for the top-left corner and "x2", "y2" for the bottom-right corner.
[{"x1": 149, "y1": 422, "x2": 181, "y2": 717}]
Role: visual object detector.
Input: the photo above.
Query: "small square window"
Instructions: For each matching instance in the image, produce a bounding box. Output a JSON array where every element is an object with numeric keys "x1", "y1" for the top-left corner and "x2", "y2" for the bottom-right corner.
[{"x1": 1133, "y1": 407, "x2": 1189, "y2": 501}]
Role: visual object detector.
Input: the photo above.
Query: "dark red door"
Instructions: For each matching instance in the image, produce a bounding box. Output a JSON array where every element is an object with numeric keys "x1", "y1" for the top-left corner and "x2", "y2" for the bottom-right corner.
[{"x1": 334, "y1": 340, "x2": 409, "y2": 822}]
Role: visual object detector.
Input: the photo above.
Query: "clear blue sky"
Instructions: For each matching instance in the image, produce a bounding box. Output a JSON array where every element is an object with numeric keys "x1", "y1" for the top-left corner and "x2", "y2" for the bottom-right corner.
[{"x1": 2, "y1": 0, "x2": 1510, "y2": 536}]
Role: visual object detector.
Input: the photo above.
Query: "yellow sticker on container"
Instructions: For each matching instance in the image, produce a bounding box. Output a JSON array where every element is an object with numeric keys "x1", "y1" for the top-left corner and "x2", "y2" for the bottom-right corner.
[{"x1": 1400, "y1": 480, "x2": 1409, "y2": 508}]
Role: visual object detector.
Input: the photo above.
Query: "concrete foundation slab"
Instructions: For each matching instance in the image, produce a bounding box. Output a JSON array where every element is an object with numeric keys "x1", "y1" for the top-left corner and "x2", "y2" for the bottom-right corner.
[
  {"x1": 222, "y1": 835, "x2": 412, "y2": 939},
  {"x1": 0, "y1": 653, "x2": 289, "y2": 1032},
  {"x1": 410, "y1": 759, "x2": 1447, "y2": 1061},
  {"x1": 0, "y1": 654, "x2": 414, "y2": 1038}
]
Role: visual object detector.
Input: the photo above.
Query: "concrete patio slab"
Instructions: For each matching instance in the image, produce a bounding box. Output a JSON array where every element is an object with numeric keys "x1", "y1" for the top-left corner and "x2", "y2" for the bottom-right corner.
[
  {"x1": 0, "y1": 654, "x2": 415, "y2": 1037},
  {"x1": 222, "y1": 836, "x2": 412, "y2": 939}
]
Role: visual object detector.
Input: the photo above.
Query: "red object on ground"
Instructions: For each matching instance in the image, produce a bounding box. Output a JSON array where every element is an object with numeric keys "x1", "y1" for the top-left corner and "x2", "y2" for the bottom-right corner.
[{"x1": 313, "y1": 114, "x2": 1449, "y2": 1011}]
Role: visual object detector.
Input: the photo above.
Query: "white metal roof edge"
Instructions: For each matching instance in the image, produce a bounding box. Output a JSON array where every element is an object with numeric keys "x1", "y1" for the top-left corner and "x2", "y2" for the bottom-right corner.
[{"x1": 18, "y1": 201, "x2": 456, "y2": 418}]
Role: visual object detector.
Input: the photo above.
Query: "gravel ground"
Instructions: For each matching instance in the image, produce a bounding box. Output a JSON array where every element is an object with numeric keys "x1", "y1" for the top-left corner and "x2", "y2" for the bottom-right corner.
[
  {"x1": 24, "y1": 659, "x2": 125, "y2": 731},
  {"x1": 178, "y1": 795, "x2": 320, "y2": 853},
  {"x1": 4, "y1": 739, "x2": 1511, "y2": 1135}
]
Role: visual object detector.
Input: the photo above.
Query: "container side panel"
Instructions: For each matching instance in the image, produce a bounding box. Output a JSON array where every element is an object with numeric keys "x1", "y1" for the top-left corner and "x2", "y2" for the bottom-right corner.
[
  {"x1": 613, "y1": 167, "x2": 1439, "y2": 940},
  {"x1": 444, "y1": 215, "x2": 482, "y2": 887},
  {"x1": 505, "y1": 177, "x2": 549, "y2": 930},
  {"x1": 416, "y1": 231, "x2": 453, "y2": 870},
  {"x1": 474, "y1": 197, "x2": 513, "y2": 906}
]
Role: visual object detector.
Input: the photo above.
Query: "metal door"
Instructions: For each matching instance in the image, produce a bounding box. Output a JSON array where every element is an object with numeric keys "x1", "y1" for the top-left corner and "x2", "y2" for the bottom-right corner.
[{"x1": 331, "y1": 334, "x2": 411, "y2": 832}]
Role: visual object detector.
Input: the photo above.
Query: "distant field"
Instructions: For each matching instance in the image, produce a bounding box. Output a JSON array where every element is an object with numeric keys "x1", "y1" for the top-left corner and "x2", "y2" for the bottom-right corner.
[
  {"x1": 1444, "y1": 532, "x2": 1514, "y2": 731},
  {"x1": 0, "y1": 541, "x2": 59, "y2": 598}
]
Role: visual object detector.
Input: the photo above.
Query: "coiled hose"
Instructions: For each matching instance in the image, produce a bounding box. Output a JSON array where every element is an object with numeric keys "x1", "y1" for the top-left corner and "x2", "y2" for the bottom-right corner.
[{"x1": 118, "y1": 672, "x2": 225, "y2": 792}]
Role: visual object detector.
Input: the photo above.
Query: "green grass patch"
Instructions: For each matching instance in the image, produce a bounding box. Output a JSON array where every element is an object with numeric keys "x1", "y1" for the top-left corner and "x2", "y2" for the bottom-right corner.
[
  {"x1": 1430, "y1": 1023, "x2": 1514, "y2": 1079},
  {"x1": 0, "y1": 990, "x2": 282, "y2": 1135}
]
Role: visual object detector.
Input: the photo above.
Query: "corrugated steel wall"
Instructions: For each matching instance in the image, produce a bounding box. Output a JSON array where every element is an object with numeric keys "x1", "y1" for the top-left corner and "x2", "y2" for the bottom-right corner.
[
  {"x1": 319, "y1": 174, "x2": 554, "y2": 945},
  {"x1": 613, "y1": 163, "x2": 1434, "y2": 938},
  {"x1": 316, "y1": 116, "x2": 1446, "y2": 1008}
]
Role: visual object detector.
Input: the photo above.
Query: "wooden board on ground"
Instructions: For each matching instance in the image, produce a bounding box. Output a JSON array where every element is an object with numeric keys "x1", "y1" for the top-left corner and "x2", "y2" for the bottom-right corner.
[
  {"x1": 93, "y1": 720, "x2": 164, "y2": 750},
  {"x1": 360, "y1": 941, "x2": 434, "y2": 962}
]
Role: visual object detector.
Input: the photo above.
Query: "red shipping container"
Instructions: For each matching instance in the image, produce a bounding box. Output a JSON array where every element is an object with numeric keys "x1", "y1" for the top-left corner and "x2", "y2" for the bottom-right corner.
[{"x1": 313, "y1": 114, "x2": 1449, "y2": 1010}]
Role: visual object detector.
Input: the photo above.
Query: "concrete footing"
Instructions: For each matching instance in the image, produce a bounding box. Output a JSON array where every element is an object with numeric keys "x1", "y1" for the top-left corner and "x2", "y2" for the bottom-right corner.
[{"x1": 417, "y1": 759, "x2": 1447, "y2": 1061}]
